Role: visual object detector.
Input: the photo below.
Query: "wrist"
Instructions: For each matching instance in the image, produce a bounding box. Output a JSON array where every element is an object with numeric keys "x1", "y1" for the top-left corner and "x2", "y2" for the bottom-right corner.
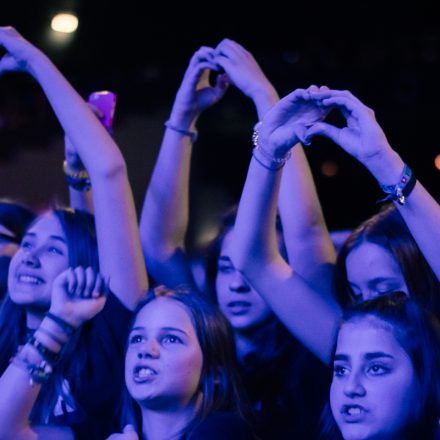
[
  {"x1": 364, "y1": 148, "x2": 404, "y2": 185},
  {"x1": 168, "y1": 106, "x2": 199, "y2": 131},
  {"x1": 47, "y1": 309, "x2": 81, "y2": 332}
]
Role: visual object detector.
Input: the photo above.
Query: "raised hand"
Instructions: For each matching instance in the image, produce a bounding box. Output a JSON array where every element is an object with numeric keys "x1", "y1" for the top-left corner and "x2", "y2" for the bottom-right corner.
[
  {"x1": 0, "y1": 26, "x2": 41, "y2": 74},
  {"x1": 49, "y1": 266, "x2": 108, "y2": 328},
  {"x1": 171, "y1": 46, "x2": 229, "y2": 125},
  {"x1": 304, "y1": 89, "x2": 392, "y2": 164},
  {"x1": 214, "y1": 38, "x2": 278, "y2": 116},
  {"x1": 258, "y1": 85, "x2": 329, "y2": 158}
]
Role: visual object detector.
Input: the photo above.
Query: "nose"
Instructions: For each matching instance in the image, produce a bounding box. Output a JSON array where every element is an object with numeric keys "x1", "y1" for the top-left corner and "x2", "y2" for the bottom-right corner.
[
  {"x1": 229, "y1": 271, "x2": 251, "y2": 293},
  {"x1": 22, "y1": 250, "x2": 41, "y2": 268},
  {"x1": 343, "y1": 371, "x2": 366, "y2": 398},
  {"x1": 137, "y1": 339, "x2": 160, "y2": 359}
]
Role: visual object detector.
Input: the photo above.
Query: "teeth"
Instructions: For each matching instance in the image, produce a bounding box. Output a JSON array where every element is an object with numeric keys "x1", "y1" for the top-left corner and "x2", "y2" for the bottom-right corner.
[
  {"x1": 18, "y1": 275, "x2": 42, "y2": 284},
  {"x1": 136, "y1": 367, "x2": 155, "y2": 378},
  {"x1": 347, "y1": 407, "x2": 361, "y2": 416}
]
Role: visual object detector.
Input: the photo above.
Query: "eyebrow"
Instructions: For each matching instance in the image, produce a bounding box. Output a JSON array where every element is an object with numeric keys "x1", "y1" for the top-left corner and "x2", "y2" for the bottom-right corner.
[
  {"x1": 218, "y1": 255, "x2": 232, "y2": 262},
  {"x1": 130, "y1": 326, "x2": 188, "y2": 335},
  {"x1": 334, "y1": 352, "x2": 394, "y2": 362},
  {"x1": 24, "y1": 232, "x2": 67, "y2": 244}
]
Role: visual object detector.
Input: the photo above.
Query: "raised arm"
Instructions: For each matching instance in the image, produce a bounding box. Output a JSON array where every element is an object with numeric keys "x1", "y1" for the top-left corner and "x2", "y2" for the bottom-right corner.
[
  {"x1": 0, "y1": 267, "x2": 105, "y2": 439},
  {"x1": 230, "y1": 87, "x2": 341, "y2": 364},
  {"x1": 0, "y1": 27, "x2": 148, "y2": 310},
  {"x1": 214, "y1": 40, "x2": 336, "y2": 290},
  {"x1": 139, "y1": 47, "x2": 228, "y2": 287},
  {"x1": 304, "y1": 89, "x2": 440, "y2": 281}
]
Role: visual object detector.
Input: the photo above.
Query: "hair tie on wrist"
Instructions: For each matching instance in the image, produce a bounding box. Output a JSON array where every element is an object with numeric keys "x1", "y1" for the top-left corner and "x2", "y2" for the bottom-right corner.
[
  {"x1": 46, "y1": 312, "x2": 76, "y2": 336},
  {"x1": 377, "y1": 164, "x2": 417, "y2": 205},
  {"x1": 164, "y1": 120, "x2": 198, "y2": 143}
]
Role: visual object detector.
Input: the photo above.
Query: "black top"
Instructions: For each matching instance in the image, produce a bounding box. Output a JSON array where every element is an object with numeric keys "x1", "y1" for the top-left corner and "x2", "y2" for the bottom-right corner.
[
  {"x1": 187, "y1": 412, "x2": 255, "y2": 440},
  {"x1": 240, "y1": 322, "x2": 329, "y2": 439}
]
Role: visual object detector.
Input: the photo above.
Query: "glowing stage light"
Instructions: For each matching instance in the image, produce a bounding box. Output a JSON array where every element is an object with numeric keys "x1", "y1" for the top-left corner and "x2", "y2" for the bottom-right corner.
[
  {"x1": 435, "y1": 154, "x2": 440, "y2": 171},
  {"x1": 51, "y1": 13, "x2": 78, "y2": 34}
]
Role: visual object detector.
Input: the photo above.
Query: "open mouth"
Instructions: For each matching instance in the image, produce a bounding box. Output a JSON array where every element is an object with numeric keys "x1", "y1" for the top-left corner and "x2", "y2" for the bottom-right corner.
[
  {"x1": 341, "y1": 404, "x2": 367, "y2": 421},
  {"x1": 227, "y1": 301, "x2": 252, "y2": 315},
  {"x1": 17, "y1": 274, "x2": 44, "y2": 285},
  {"x1": 133, "y1": 365, "x2": 157, "y2": 383}
]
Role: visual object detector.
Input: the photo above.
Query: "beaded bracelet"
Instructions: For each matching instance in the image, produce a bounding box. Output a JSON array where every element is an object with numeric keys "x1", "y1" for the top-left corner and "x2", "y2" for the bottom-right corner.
[
  {"x1": 27, "y1": 335, "x2": 60, "y2": 365},
  {"x1": 378, "y1": 164, "x2": 417, "y2": 205},
  {"x1": 252, "y1": 122, "x2": 291, "y2": 170},
  {"x1": 11, "y1": 353, "x2": 53, "y2": 386},
  {"x1": 164, "y1": 120, "x2": 198, "y2": 143},
  {"x1": 63, "y1": 160, "x2": 91, "y2": 192}
]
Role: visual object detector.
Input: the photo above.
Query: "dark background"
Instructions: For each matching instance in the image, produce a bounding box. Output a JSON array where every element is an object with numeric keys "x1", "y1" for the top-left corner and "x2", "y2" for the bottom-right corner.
[{"x1": 1, "y1": 2, "x2": 439, "y2": 248}]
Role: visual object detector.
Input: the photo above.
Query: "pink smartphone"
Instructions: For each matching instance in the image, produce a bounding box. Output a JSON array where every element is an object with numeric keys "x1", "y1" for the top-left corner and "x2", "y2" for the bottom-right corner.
[{"x1": 87, "y1": 91, "x2": 117, "y2": 130}]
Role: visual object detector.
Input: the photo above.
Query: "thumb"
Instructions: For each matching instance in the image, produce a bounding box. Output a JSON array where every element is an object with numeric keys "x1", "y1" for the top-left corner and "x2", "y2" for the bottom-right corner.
[
  {"x1": 303, "y1": 121, "x2": 340, "y2": 145},
  {"x1": 123, "y1": 424, "x2": 136, "y2": 433}
]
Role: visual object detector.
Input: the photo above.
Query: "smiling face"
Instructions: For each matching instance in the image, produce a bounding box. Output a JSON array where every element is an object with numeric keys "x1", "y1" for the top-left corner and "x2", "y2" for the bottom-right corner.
[
  {"x1": 330, "y1": 316, "x2": 418, "y2": 440},
  {"x1": 345, "y1": 241, "x2": 409, "y2": 302},
  {"x1": 125, "y1": 296, "x2": 204, "y2": 410},
  {"x1": 215, "y1": 231, "x2": 272, "y2": 332},
  {"x1": 7, "y1": 213, "x2": 69, "y2": 310}
]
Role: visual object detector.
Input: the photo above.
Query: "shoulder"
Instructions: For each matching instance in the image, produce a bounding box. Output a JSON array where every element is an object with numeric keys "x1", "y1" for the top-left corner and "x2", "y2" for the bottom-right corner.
[{"x1": 188, "y1": 412, "x2": 255, "y2": 440}]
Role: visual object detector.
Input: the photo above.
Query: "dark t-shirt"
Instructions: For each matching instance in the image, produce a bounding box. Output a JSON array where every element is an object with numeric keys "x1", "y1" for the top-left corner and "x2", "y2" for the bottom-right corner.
[
  {"x1": 187, "y1": 412, "x2": 255, "y2": 440},
  {"x1": 240, "y1": 329, "x2": 329, "y2": 439}
]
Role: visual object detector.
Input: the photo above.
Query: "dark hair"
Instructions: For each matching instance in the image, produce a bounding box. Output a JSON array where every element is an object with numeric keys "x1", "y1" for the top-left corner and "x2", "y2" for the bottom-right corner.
[
  {"x1": 0, "y1": 208, "x2": 98, "y2": 423},
  {"x1": 122, "y1": 285, "x2": 250, "y2": 438},
  {"x1": 334, "y1": 204, "x2": 440, "y2": 315},
  {"x1": 321, "y1": 292, "x2": 440, "y2": 439},
  {"x1": 0, "y1": 200, "x2": 35, "y2": 242}
]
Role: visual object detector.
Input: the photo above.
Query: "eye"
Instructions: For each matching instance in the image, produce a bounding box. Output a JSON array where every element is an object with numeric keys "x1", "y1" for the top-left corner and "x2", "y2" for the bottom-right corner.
[
  {"x1": 333, "y1": 364, "x2": 348, "y2": 377},
  {"x1": 20, "y1": 240, "x2": 32, "y2": 250},
  {"x1": 48, "y1": 246, "x2": 64, "y2": 256},
  {"x1": 218, "y1": 263, "x2": 234, "y2": 274},
  {"x1": 162, "y1": 334, "x2": 182, "y2": 345},
  {"x1": 367, "y1": 363, "x2": 390, "y2": 375},
  {"x1": 129, "y1": 334, "x2": 143, "y2": 344}
]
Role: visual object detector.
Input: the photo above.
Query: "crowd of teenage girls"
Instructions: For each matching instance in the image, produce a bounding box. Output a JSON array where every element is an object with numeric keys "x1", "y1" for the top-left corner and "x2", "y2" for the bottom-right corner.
[{"x1": 0, "y1": 26, "x2": 440, "y2": 440}]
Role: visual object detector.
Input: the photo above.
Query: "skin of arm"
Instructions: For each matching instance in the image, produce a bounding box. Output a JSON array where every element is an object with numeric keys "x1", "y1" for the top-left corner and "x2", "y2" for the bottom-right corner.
[
  {"x1": 139, "y1": 46, "x2": 228, "y2": 287},
  {"x1": 0, "y1": 27, "x2": 148, "y2": 310},
  {"x1": 214, "y1": 41, "x2": 336, "y2": 291},
  {"x1": 0, "y1": 267, "x2": 106, "y2": 439},
  {"x1": 230, "y1": 88, "x2": 341, "y2": 364},
  {"x1": 304, "y1": 89, "x2": 440, "y2": 281}
]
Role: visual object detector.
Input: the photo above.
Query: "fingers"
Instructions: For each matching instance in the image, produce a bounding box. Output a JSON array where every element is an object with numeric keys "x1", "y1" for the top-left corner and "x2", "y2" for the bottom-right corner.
[
  {"x1": 304, "y1": 121, "x2": 341, "y2": 145},
  {"x1": 66, "y1": 266, "x2": 106, "y2": 299},
  {"x1": 189, "y1": 46, "x2": 217, "y2": 69},
  {"x1": 215, "y1": 38, "x2": 249, "y2": 59}
]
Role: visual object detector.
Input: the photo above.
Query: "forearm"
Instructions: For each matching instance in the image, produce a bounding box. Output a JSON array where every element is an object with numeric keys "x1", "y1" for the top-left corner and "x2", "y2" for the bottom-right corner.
[
  {"x1": 365, "y1": 147, "x2": 440, "y2": 279},
  {"x1": 27, "y1": 51, "x2": 124, "y2": 177},
  {"x1": 232, "y1": 156, "x2": 283, "y2": 271},
  {"x1": 0, "y1": 317, "x2": 69, "y2": 438},
  {"x1": 278, "y1": 145, "x2": 336, "y2": 288},
  {"x1": 251, "y1": 86, "x2": 279, "y2": 121}
]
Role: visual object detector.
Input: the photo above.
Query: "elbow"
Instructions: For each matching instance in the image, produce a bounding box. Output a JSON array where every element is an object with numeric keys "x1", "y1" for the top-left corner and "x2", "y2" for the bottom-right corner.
[{"x1": 94, "y1": 153, "x2": 128, "y2": 181}]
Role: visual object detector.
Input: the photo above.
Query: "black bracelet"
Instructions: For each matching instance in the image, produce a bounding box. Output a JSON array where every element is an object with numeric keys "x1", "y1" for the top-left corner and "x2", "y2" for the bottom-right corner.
[
  {"x1": 46, "y1": 312, "x2": 76, "y2": 336},
  {"x1": 27, "y1": 335, "x2": 60, "y2": 365}
]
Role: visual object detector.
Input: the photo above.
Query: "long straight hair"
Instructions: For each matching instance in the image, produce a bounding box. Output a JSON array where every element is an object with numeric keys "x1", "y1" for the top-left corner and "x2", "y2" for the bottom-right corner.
[
  {"x1": 121, "y1": 285, "x2": 251, "y2": 439},
  {"x1": 0, "y1": 208, "x2": 99, "y2": 423}
]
